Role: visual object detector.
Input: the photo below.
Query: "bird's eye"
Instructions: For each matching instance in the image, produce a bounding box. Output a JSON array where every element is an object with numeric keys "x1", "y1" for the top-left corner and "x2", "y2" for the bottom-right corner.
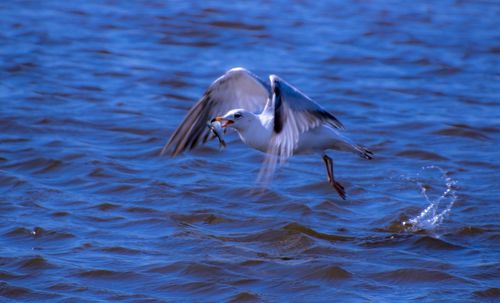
[{"x1": 234, "y1": 113, "x2": 242, "y2": 119}]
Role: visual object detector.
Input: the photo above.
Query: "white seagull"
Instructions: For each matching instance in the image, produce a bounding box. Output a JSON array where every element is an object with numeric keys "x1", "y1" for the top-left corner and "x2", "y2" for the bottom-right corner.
[{"x1": 162, "y1": 67, "x2": 372, "y2": 199}]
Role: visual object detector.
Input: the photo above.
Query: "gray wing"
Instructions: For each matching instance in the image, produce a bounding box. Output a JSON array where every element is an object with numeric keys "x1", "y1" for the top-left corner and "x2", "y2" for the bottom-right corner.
[
  {"x1": 258, "y1": 75, "x2": 344, "y2": 184},
  {"x1": 270, "y1": 74, "x2": 343, "y2": 159},
  {"x1": 162, "y1": 67, "x2": 270, "y2": 156},
  {"x1": 272, "y1": 76, "x2": 343, "y2": 134}
]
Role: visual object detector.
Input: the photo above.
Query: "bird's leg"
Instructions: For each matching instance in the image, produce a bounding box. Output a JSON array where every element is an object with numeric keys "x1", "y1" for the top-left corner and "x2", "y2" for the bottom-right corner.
[
  {"x1": 322, "y1": 154, "x2": 346, "y2": 200},
  {"x1": 322, "y1": 155, "x2": 333, "y2": 183}
]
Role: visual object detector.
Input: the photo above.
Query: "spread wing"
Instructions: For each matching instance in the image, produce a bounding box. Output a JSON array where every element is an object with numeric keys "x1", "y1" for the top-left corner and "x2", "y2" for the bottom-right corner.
[
  {"x1": 258, "y1": 75, "x2": 344, "y2": 184},
  {"x1": 270, "y1": 74, "x2": 343, "y2": 160},
  {"x1": 162, "y1": 67, "x2": 270, "y2": 156}
]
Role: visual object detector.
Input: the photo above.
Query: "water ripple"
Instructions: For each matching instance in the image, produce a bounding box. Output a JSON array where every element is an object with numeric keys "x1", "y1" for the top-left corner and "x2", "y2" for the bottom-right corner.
[{"x1": 0, "y1": 1, "x2": 498, "y2": 301}]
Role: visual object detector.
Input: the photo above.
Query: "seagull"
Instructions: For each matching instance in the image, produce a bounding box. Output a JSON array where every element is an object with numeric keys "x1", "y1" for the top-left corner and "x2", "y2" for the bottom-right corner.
[{"x1": 161, "y1": 67, "x2": 372, "y2": 199}]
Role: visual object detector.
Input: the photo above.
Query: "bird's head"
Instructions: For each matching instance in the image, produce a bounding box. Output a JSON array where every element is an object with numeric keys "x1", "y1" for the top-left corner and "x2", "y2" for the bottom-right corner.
[{"x1": 212, "y1": 109, "x2": 254, "y2": 131}]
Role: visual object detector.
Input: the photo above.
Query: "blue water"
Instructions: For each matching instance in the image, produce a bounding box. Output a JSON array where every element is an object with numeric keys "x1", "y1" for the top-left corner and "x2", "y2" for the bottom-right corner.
[{"x1": 1, "y1": 1, "x2": 499, "y2": 302}]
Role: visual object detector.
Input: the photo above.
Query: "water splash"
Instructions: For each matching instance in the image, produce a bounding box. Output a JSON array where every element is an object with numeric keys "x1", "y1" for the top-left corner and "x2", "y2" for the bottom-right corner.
[{"x1": 402, "y1": 166, "x2": 458, "y2": 234}]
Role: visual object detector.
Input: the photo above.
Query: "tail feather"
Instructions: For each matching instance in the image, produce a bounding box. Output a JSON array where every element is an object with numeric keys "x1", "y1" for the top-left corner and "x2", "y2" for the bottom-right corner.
[{"x1": 356, "y1": 145, "x2": 373, "y2": 160}]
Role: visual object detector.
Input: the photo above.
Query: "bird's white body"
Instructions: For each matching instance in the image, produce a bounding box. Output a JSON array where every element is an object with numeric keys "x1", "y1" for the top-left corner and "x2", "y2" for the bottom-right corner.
[
  {"x1": 226, "y1": 109, "x2": 365, "y2": 157},
  {"x1": 295, "y1": 125, "x2": 359, "y2": 155}
]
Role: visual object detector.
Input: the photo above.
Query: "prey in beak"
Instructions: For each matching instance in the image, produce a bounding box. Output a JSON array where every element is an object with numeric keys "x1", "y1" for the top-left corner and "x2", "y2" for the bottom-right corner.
[
  {"x1": 212, "y1": 117, "x2": 234, "y2": 128},
  {"x1": 207, "y1": 119, "x2": 227, "y2": 149}
]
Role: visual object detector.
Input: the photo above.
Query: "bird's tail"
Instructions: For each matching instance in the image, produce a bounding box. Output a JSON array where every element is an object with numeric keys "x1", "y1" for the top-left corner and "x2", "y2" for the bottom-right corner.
[{"x1": 327, "y1": 128, "x2": 373, "y2": 160}]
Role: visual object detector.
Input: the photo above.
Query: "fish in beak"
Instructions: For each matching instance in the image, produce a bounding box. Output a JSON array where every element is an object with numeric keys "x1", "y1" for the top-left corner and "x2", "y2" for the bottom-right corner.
[
  {"x1": 206, "y1": 120, "x2": 226, "y2": 149},
  {"x1": 212, "y1": 117, "x2": 234, "y2": 128}
]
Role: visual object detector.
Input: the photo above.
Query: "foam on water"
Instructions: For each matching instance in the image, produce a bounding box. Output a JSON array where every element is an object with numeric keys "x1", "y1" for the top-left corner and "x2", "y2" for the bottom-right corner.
[{"x1": 403, "y1": 166, "x2": 458, "y2": 234}]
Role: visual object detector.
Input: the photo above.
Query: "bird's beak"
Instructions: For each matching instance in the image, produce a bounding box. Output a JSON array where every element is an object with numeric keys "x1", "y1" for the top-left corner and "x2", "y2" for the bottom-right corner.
[{"x1": 212, "y1": 116, "x2": 234, "y2": 128}]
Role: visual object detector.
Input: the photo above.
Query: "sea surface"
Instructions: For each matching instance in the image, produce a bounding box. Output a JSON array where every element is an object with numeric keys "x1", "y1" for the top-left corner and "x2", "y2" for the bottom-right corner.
[{"x1": 1, "y1": 1, "x2": 499, "y2": 302}]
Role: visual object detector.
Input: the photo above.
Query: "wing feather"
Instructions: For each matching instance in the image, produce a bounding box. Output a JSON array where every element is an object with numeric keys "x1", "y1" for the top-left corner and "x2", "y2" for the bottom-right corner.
[
  {"x1": 162, "y1": 67, "x2": 270, "y2": 156},
  {"x1": 258, "y1": 75, "x2": 345, "y2": 184}
]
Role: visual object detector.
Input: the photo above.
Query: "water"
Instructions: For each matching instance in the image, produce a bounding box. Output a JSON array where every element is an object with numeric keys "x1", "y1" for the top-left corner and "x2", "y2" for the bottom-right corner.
[
  {"x1": 1, "y1": 0, "x2": 499, "y2": 302},
  {"x1": 402, "y1": 166, "x2": 458, "y2": 234}
]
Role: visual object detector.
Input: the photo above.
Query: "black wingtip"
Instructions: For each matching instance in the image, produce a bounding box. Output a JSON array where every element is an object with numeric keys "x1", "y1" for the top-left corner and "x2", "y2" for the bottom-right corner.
[
  {"x1": 321, "y1": 110, "x2": 344, "y2": 130},
  {"x1": 159, "y1": 144, "x2": 169, "y2": 156},
  {"x1": 159, "y1": 145, "x2": 175, "y2": 157},
  {"x1": 361, "y1": 148, "x2": 374, "y2": 160}
]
